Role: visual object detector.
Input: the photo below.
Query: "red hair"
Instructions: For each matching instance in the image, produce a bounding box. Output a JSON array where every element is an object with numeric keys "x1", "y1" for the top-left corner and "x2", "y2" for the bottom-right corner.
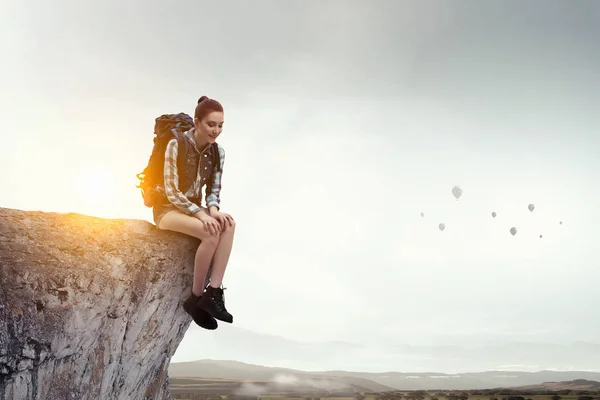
[{"x1": 194, "y1": 96, "x2": 224, "y2": 121}]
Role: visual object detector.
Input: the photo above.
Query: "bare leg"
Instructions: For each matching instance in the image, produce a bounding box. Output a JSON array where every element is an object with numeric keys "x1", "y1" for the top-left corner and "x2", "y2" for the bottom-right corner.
[
  {"x1": 196, "y1": 217, "x2": 236, "y2": 324},
  {"x1": 159, "y1": 210, "x2": 235, "y2": 324},
  {"x1": 156, "y1": 209, "x2": 222, "y2": 329},
  {"x1": 158, "y1": 210, "x2": 220, "y2": 295},
  {"x1": 207, "y1": 219, "x2": 236, "y2": 288}
]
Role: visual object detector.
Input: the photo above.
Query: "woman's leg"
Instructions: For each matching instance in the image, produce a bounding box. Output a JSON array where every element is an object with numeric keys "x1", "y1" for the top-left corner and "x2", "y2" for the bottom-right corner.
[
  {"x1": 158, "y1": 210, "x2": 220, "y2": 296},
  {"x1": 158, "y1": 210, "x2": 221, "y2": 328},
  {"x1": 197, "y1": 218, "x2": 236, "y2": 323},
  {"x1": 207, "y1": 218, "x2": 236, "y2": 288}
]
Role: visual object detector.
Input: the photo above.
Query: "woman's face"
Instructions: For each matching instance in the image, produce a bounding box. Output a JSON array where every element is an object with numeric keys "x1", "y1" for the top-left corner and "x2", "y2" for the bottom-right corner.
[{"x1": 194, "y1": 111, "x2": 224, "y2": 145}]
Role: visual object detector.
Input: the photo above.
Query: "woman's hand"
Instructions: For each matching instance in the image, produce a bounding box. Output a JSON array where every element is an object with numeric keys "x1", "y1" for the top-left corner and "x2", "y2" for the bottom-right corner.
[
  {"x1": 195, "y1": 210, "x2": 221, "y2": 236},
  {"x1": 209, "y1": 208, "x2": 235, "y2": 231}
]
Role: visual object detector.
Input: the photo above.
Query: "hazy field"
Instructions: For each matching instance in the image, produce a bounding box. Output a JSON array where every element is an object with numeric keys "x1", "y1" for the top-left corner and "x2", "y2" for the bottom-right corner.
[
  {"x1": 168, "y1": 377, "x2": 600, "y2": 400},
  {"x1": 172, "y1": 395, "x2": 596, "y2": 400}
]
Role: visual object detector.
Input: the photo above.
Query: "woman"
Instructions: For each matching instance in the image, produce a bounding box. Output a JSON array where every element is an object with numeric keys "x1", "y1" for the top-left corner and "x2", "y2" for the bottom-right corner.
[{"x1": 153, "y1": 96, "x2": 236, "y2": 330}]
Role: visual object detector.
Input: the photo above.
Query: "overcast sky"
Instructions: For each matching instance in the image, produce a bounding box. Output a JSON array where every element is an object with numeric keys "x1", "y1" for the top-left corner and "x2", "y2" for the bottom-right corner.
[{"x1": 2, "y1": 0, "x2": 599, "y2": 371}]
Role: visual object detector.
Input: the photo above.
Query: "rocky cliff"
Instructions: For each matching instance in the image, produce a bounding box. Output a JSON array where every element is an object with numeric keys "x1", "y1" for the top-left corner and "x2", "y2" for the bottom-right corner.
[{"x1": 0, "y1": 207, "x2": 200, "y2": 400}]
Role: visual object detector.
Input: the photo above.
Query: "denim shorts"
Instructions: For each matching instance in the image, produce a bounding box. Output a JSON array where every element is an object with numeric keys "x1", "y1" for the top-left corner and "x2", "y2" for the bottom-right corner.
[
  {"x1": 152, "y1": 202, "x2": 177, "y2": 228},
  {"x1": 153, "y1": 197, "x2": 202, "y2": 228}
]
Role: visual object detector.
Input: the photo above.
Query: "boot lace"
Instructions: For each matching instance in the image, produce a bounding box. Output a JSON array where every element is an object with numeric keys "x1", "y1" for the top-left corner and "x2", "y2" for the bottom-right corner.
[{"x1": 210, "y1": 286, "x2": 227, "y2": 311}]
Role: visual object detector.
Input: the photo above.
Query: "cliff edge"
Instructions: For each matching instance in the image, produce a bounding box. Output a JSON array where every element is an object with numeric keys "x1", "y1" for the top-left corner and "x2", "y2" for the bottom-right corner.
[{"x1": 0, "y1": 207, "x2": 199, "y2": 400}]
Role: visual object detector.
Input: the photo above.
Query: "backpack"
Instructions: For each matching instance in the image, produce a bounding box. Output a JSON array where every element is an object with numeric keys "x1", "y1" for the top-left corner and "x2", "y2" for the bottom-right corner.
[{"x1": 136, "y1": 113, "x2": 221, "y2": 208}]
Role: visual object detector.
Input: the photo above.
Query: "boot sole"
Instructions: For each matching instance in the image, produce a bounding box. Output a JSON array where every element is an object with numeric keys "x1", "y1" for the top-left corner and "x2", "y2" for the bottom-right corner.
[
  {"x1": 183, "y1": 302, "x2": 219, "y2": 330},
  {"x1": 198, "y1": 303, "x2": 233, "y2": 324}
]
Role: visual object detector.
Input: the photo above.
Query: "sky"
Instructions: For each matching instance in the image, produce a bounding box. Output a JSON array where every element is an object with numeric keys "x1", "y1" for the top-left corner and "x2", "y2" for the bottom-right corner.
[{"x1": 1, "y1": 0, "x2": 599, "y2": 372}]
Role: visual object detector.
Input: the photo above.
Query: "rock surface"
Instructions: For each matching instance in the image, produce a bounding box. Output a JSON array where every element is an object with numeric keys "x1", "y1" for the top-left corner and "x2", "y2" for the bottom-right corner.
[{"x1": 0, "y1": 207, "x2": 200, "y2": 400}]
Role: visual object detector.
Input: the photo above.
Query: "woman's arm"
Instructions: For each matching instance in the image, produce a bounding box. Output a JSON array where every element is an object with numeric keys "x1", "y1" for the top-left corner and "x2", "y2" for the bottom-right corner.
[
  {"x1": 207, "y1": 145, "x2": 225, "y2": 214},
  {"x1": 163, "y1": 138, "x2": 202, "y2": 216}
]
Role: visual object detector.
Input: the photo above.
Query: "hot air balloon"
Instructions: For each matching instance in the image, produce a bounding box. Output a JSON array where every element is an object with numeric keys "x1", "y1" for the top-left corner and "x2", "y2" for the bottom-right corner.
[
  {"x1": 491, "y1": 212, "x2": 497, "y2": 218},
  {"x1": 452, "y1": 185, "x2": 463, "y2": 200},
  {"x1": 439, "y1": 223, "x2": 445, "y2": 232},
  {"x1": 528, "y1": 204, "x2": 535, "y2": 212},
  {"x1": 510, "y1": 227, "x2": 517, "y2": 236}
]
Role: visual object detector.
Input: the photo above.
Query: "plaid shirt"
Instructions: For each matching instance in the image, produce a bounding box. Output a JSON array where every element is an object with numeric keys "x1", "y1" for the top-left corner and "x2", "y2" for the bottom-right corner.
[{"x1": 163, "y1": 129, "x2": 224, "y2": 215}]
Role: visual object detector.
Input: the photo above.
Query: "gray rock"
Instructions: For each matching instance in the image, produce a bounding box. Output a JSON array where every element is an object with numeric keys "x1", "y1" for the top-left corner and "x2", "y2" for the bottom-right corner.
[{"x1": 0, "y1": 207, "x2": 200, "y2": 400}]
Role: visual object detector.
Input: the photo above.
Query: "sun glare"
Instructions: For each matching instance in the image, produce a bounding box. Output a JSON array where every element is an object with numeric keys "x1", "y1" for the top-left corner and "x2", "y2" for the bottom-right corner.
[
  {"x1": 72, "y1": 169, "x2": 118, "y2": 218},
  {"x1": 81, "y1": 169, "x2": 113, "y2": 201}
]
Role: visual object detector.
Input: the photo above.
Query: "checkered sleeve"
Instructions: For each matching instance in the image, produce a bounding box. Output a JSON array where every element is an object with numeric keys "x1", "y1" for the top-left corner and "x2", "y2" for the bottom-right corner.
[
  {"x1": 163, "y1": 138, "x2": 202, "y2": 216},
  {"x1": 206, "y1": 145, "x2": 225, "y2": 209}
]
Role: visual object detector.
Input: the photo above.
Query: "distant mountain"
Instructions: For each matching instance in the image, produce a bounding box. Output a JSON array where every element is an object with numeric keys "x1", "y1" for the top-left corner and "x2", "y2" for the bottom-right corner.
[
  {"x1": 316, "y1": 370, "x2": 600, "y2": 391},
  {"x1": 173, "y1": 325, "x2": 600, "y2": 372},
  {"x1": 168, "y1": 360, "x2": 394, "y2": 392},
  {"x1": 509, "y1": 379, "x2": 600, "y2": 391},
  {"x1": 169, "y1": 360, "x2": 600, "y2": 391}
]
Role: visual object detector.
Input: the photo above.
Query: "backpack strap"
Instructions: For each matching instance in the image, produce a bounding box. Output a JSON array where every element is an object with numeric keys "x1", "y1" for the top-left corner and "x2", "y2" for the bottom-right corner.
[{"x1": 173, "y1": 130, "x2": 191, "y2": 190}]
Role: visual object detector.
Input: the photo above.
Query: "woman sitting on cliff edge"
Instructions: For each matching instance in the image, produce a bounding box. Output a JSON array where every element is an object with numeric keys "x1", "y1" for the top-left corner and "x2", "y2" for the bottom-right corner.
[{"x1": 153, "y1": 96, "x2": 235, "y2": 330}]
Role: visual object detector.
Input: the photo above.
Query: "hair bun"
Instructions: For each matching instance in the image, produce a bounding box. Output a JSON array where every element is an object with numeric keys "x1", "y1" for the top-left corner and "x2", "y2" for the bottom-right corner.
[{"x1": 198, "y1": 96, "x2": 209, "y2": 104}]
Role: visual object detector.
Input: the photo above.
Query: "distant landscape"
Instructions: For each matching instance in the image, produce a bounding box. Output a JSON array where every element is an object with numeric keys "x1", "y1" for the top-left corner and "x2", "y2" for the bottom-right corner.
[{"x1": 168, "y1": 360, "x2": 600, "y2": 400}]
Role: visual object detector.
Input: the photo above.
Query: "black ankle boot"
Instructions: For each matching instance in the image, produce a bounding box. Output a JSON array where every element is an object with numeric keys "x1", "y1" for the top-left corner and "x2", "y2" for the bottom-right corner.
[
  {"x1": 183, "y1": 293, "x2": 218, "y2": 330},
  {"x1": 198, "y1": 286, "x2": 233, "y2": 323}
]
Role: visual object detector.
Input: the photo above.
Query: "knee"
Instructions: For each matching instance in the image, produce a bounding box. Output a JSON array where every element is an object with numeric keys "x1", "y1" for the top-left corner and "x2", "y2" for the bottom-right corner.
[
  {"x1": 202, "y1": 233, "x2": 221, "y2": 248},
  {"x1": 222, "y1": 217, "x2": 236, "y2": 236}
]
